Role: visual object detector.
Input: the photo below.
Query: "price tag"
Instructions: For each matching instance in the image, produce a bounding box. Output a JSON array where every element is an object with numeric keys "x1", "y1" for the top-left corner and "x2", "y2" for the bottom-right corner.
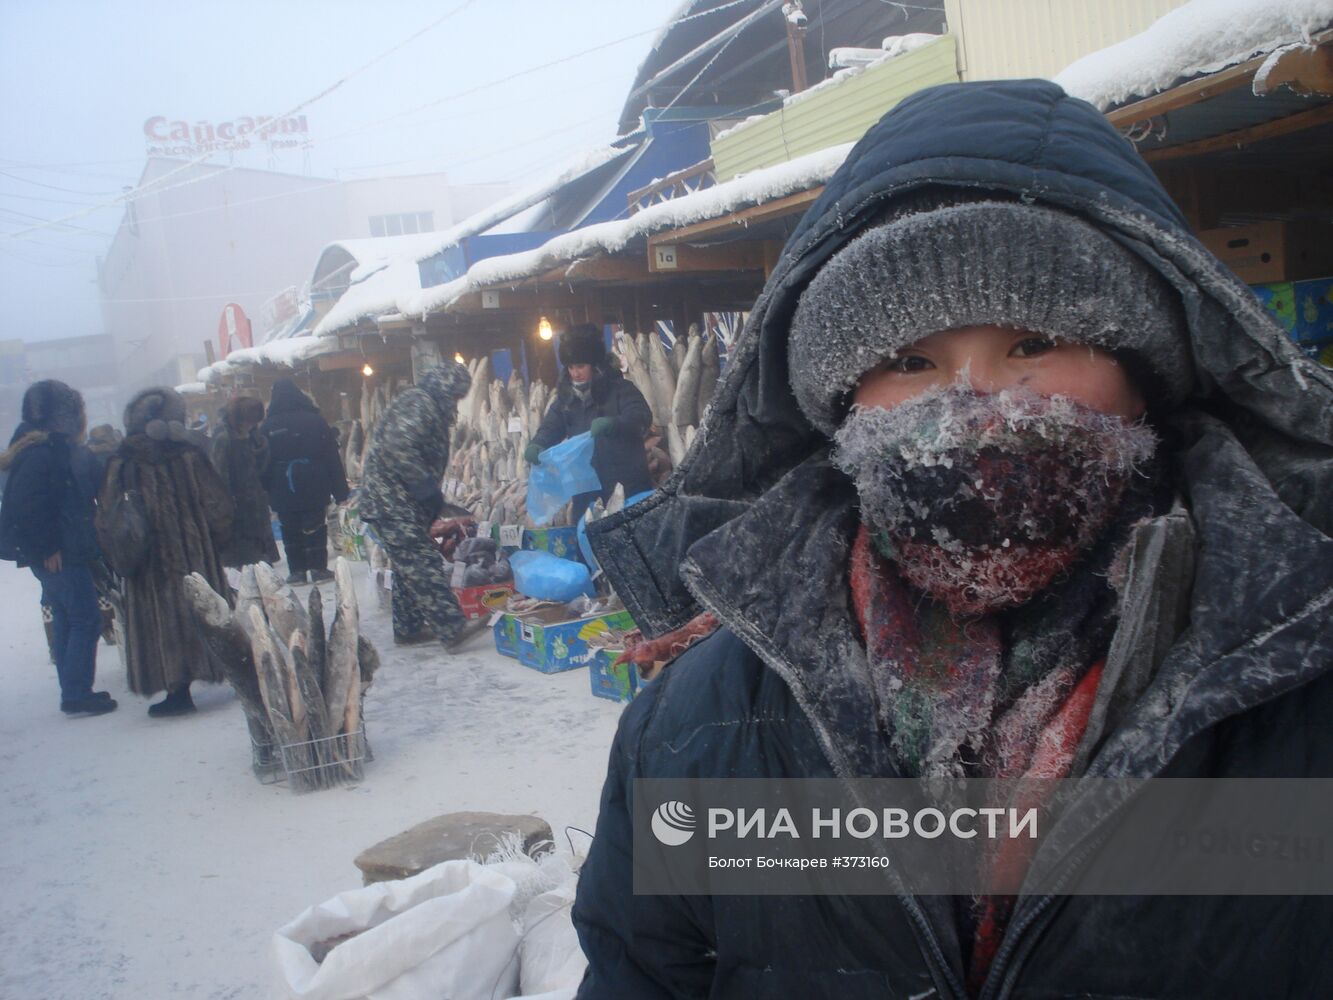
[
  {"x1": 507, "y1": 416, "x2": 522, "y2": 433},
  {"x1": 499, "y1": 524, "x2": 523, "y2": 548},
  {"x1": 450, "y1": 562, "x2": 467, "y2": 588},
  {"x1": 381, "y1": 570, "x2": 393, "y2": 590},
  {"x1": 477, "y1": 520, "x2": 492, "y2": 539}
]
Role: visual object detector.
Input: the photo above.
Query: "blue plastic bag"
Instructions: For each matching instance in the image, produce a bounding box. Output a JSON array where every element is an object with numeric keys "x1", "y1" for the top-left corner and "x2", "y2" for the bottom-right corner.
[
  {"x1": 526, "y1": 432, "x2": 601, "y2": 526},
  {"x1": 509, "y1": 549, "x2": 595, "y2": 602}
]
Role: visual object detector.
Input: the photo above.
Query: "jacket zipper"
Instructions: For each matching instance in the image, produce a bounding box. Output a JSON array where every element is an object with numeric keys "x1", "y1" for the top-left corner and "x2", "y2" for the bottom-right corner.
[{"x1": 978, "y1": 816, "x2": 1121, "y2": 1000}]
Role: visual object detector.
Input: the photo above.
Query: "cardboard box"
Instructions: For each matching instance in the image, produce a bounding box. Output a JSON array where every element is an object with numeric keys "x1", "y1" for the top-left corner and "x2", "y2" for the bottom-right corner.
[
  {"x1": 589, "y1": 648, "x2": 641, "y2": 703},
  {"x1": 452, "y1": 582, "x2": 515, "y2": 620},
  {"x1": 515, "y1": 608, "x2": 635, "y2": 674},
  {"x1": 522, "y1": 526, "x2": 582, "y2": 562},
  {"x1": 1252, "y1": 277, "x2": 1333, "y2": 344},
  {"x1": 493, "y1": 613, "x2": 520, "y2": 659},
  {"x1": 1199, "y1": 221, "x2": 1332, "y2": 284}
]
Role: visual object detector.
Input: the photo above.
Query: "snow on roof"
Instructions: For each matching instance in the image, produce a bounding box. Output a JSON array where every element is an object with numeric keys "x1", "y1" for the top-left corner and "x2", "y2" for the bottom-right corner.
[
  {"x1": 312, "y1": 253, "x2": 423, "y2": 337},
  {"x1": 308, "y1": 143, "x2": 634, "y2": 339},
  {"x1": 1054, "y1": 0, "x2": 1333, "y2": 111},
  {"x1": 329, "y1": 233, "x2": 444, "y2": 280},
  {"x1": 407, "y1": 140, "x2": 853, "y2": 318},
  {"x1": 408, "y1": 143, "x2": 632, "y2": 262},
  {"x1": 197, "y1": 334, "x2": 337, "y2": 385}
]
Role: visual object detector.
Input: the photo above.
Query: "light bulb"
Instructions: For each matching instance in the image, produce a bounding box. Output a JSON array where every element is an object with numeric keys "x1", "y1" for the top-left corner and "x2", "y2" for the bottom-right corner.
[
  {"x1": 361, "y1": 363, "x2": 374, "y2": 377},
  {"x1": 454, "y1": 353, "x2": 465, "y2": 364},
  {"x1": 538, "y1": 316, "x2": 553, "y2": 341}
]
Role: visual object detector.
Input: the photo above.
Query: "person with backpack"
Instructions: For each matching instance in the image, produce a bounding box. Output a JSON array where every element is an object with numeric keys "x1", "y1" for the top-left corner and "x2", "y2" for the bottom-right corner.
[
  {"x1": 98, "y1": 387, "x2": 233, "y2": 718},
  {"x1": 0, "y1": 380, "x2": 116, "y2": 716},
  {"x1": 260, "y1": 378, "x2": 348, "y2": 584}
]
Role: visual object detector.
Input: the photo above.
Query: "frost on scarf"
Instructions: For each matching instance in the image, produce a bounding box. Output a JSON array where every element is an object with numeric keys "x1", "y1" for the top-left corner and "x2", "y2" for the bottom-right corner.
[{"x1": 833, "y1": 384, "x2": 1158, "y2": 618}]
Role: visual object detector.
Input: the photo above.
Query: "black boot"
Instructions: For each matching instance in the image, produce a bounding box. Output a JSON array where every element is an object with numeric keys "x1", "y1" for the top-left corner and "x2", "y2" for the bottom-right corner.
[
  {"x1": 148, "y1": 685, "x2": 196, "y2": 718},
  {"x1": 286, "y1": 570, "x2": 307, "y2": 585},
  {"x1": 309, "y1": 567, "x2": 333, "y2": 584},
  {"x1": 61, "y1": 692, "x2": 118, "y2": 716}
]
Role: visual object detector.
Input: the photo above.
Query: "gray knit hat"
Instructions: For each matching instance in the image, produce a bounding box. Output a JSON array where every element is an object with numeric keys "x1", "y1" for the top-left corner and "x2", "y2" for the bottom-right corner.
[{"x1": 788, "y1": 200, "x2": 1192, "y2": 434}]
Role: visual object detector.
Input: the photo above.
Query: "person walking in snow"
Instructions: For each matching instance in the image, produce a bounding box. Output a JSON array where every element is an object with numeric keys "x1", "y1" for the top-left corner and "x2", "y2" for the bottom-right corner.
[
  {"x1": 573, "y1": 80, "x2": 1333, "y2": 998},
  {"x1": 260, "y1": 378, "x2": 348, "y2": 584},
  {"x1": 0, "y1": 380, "x2": 117, "y2": 716},
  {"x1": 210, "y1": 395, "x2": 279, "y2": 569},
  {"x1": 358, "y1": 362, "x2": 482, "y2": 649},
  {"x1": 526, "y1": 324, "x2": 653, "y2": 520},
  {"x1": 98, "y1": 388, "x2": 233, "y2": 718}
]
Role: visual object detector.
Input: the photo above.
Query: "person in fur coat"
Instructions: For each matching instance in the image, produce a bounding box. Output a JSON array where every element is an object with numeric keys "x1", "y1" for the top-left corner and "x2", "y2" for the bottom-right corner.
[
  {"x1": 98, "y1": 387, "x2": 234, "y2": 717},
  {"x1": 209, "y1": 395, "x2": 279, "y2": 568}
]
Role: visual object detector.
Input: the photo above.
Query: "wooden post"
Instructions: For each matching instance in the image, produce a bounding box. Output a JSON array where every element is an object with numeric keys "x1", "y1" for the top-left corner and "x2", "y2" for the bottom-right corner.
[{"x1": 784, "y1": 2, "x2": 809, "y2": 94}]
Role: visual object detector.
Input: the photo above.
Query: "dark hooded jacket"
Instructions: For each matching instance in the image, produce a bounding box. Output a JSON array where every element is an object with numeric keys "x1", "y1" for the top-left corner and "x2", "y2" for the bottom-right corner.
[
  {"x1": 98, "y1": 387, "x2": 232, "y2": 695},
  {"x1": 359, "y1": 363, "x2": 473, "y2": 527},
  {"x1": 0, "y1": 381, "x2": 98, "y2": 568},
  {"x1": 210, "y1": 399, "x2": 279, "y2": 568},
  {"x1": 260, "y1": 379, "x2": 349, "y2": 514},
  {"x1": 574, "y1": 81, "x2": 1333, "y2": 1000},
  {"x1": 532, "y1": 359, "x2": 654, "y2": 501}
]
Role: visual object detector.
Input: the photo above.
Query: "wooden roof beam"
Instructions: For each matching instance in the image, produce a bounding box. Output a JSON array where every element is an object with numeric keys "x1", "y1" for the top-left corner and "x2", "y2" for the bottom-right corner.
[
  {"x1": 1109, "y1": 29, "x2": 1333, "y2": 126},
  {"x1": 1142, "y1": 102, "x2": 1333, "y2": 163},
  {"x1": 645, "y1": 238, "x2": 782, "y2": 274},
  {"x1": 646, "y1": 186, "x2": 824, "y2": 245}
]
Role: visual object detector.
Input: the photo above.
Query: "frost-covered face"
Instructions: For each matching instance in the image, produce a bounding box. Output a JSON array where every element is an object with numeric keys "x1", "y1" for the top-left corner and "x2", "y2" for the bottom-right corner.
[{"x1": 852, "y1": 325, "x2": 1146, "y2": 419}]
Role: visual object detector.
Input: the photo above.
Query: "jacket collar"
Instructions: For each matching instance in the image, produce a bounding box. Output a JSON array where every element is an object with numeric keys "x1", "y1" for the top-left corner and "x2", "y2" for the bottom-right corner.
[
  {"x1": 680, "y1": 452, "x2": 899, "y2": 780},
  {"x1": 0, "y1": 430, "x2": 51, "y2": 471}
]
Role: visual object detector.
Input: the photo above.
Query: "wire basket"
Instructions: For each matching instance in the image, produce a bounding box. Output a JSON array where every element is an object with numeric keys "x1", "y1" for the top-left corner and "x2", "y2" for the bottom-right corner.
[{"x1": 250, "y1": 726, "x2": 372, "y2": 793}]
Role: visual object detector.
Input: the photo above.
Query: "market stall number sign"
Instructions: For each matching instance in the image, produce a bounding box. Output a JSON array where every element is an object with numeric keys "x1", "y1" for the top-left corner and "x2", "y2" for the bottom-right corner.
[{"x1": 654, "y1": 245, "x2": 678, "y2": 270}]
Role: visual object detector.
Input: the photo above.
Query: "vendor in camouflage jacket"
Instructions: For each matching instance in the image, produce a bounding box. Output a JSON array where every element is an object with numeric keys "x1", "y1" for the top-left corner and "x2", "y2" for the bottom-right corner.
[{"x1": 358, "y1": 362, "x2": 473, "y2": 647}]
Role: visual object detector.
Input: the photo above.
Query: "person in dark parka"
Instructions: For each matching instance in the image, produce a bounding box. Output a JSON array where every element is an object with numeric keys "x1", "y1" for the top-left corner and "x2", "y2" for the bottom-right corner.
[
  {"x1": 99, "y1": 387, "x2": 233, "y2": 717},
  {"x1": 527, "y1": 324, "x2": 653, "y2": 519},
  {"x1": 210, "y1": 395, "x2": 279, "y2": 568},
  {"x1": 260, "y1": 378, "x2": 348, "y2": 584},
  {"x1": 574, "y1": 81, "x2": 1333, "y2": 1000},
  {"x1": 358, "y1": 362, "x2": 475, "y2": 647},
  {"x1": 0, "y1": 380, "x2": 116, "y2": 716}
]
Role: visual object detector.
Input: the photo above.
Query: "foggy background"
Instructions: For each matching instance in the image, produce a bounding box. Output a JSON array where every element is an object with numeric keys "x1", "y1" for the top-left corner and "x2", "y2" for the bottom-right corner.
[{"x1": 0, "y1": 0, "x2": 684, "y2": 347}]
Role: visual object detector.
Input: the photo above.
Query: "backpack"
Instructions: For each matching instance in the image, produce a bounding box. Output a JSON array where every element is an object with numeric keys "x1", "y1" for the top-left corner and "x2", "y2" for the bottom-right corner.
[{"x1": 100, "y1": 461, "x2": 152, "y2": 577}]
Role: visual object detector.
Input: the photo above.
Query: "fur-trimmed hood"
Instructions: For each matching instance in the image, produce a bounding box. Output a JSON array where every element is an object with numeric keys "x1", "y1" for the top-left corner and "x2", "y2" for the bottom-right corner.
[
  {"x1": 0, "y1": 428, "x2": 50, "y2": 472},
  {"x1": 124, "y1": 387, "x2": 190, "y2": 441},
  {"x1": 589, "y1": 79, "x2": 1333, "y2": 636}
]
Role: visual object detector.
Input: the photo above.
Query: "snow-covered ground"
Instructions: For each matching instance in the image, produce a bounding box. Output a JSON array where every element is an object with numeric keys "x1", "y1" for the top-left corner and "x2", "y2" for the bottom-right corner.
[{"x1": 0, "y1": 560, "x2": 623, "y2": 1000}]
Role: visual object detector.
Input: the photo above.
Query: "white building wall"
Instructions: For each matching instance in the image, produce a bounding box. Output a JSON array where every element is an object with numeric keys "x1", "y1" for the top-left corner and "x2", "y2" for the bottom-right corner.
[{"x1": 100, "y1": 163, "x2": 509, "y2": 401}]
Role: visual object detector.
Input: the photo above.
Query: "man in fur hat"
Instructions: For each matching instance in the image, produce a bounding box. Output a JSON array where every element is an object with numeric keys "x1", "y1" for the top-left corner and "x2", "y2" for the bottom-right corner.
[
  {"x1": 527, "y1": 323, "x2": 653, "y2": 520},
  {"x1": 574, "y1": 81, "x2": 1333, "y2": 998},
  {"x1": 0, "y1": 380, "x2": 116, "y2": 716},
  {"x1": 98, "y1": 387, "x2": 233, "y2": 717}
]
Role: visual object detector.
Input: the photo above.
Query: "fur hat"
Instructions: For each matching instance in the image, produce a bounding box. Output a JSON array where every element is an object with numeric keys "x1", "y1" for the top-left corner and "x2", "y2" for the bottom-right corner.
[
  {"x1": 21, "y1": 380, "x2": 85, "y2": 438},
  {"x1": 788, "y1": 200, "x2": 1191, "y2": 434},
  {"x1": 124, "y1": 387, "x2": 190, "y2": 442},
  {"x1": 559, "y1": 324, "x2": 608, "y2": 368},
  {"x1": 224, "y1": 395, "x2": 265, "y2": 429}
]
